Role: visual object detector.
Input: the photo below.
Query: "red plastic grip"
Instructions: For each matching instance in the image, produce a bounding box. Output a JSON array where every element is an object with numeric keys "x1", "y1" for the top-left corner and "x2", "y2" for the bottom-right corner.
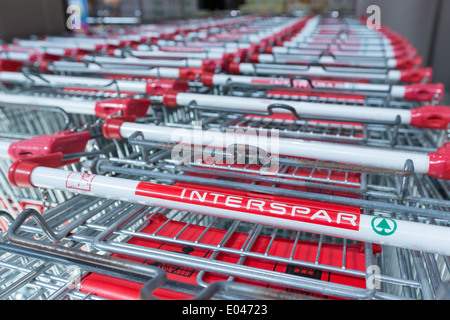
[
  {"x1": 249, "y1": 52, "x2": 260, "y2": 63},
  {"x1": 201, "y1": 59, "x2": 222, "y2": 72},
  {"x1": 107, "y1": 47, "x2": 118, "y2": 56},
  {"x1": 28, "y1": 53, "x2": 61, "y2": 63},
  {"x1": 7, "y1": 131, "x2": 91, "y2": 165},
  {"x1": 130, "y1": 41, "x2": 141, "y2": 50},
  {"x1": 393, "y1": 45, "x2": 417, "y2": 58},
  {"x1": 399, "y1": 67, "x2": 432, "y2": 83},
  {"x1": 145, "y1": 79, "x2": 188, "y2": 95},
  {"x1": 395, "y1": 56, "x2": 422, "y2": 69},
  {"x1": 178, "y1": 67, "x2": 202, "y2": 80},
  {"x1": 428, "y1": 143, "x2": 450, "y2": 180},
  {"x1": 94, "y1": 98, "x2": 151, "y2": 118},
  {"x1": 200, "y1": 72, "x2": 215, "y2": 87},
  {"x1": 95, "y1": 44, "x2": 109, "y2": 51},
  {"x1": 161, "y1": 90, "x2": 179, "y2": 108},
  {"x1": 8, "y1": 152, "x2": 64, "y2": 188},
  {"x1": 235, "y1": 49, "x2": 249, "y2": 61},
  {"x1": 63, "y1": 48, "x2": 91, "y2": 58},
  {"x1": 0, "y1": 59, "x2": 23, "y2": 72},
  {"x1": 102, "y1": 115, "x2": 136, "y2": 140},
  {"x1": 410, "y1": 105, "x2": 450, "y2": 130},
  {"x1": 228, "y1": 62, "x2": 241, "y2": 74},
  {"x1": 403, "y1": 83, "x2": 444, "y2": 103}
]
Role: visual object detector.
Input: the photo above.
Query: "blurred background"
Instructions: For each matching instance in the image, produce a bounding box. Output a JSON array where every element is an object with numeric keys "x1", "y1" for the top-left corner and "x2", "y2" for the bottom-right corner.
[{"x1": 0, "y1": 0, "x2": 448, "y2": 99}]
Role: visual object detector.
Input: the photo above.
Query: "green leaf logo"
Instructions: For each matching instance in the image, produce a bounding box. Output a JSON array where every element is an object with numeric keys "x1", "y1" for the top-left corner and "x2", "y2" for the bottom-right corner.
[{"x1": 371, "y1": 217, "x2": 397, "y2": 236}]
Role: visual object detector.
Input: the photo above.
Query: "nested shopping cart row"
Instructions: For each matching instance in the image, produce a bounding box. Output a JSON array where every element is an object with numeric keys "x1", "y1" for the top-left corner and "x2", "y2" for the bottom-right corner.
[{"x1": 0, "y1": 12, "x2": 448, "y2": 300}]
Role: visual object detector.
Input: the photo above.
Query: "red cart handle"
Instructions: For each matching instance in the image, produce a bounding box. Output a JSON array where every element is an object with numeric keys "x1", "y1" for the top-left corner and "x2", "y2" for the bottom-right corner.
[
  {"x1": 428, "y1": 143, "x2": 450, "y2": 180},
  {"x1": 0, "y1": 59, "x2": 24, "y2": 72},
  {"x1": 403, "y1": 83, "x2": 444, "y2": 103},
  {"x1": 7, "y1": 131, "x2": 91, "y2": 166},
  {"x1": 102, "y1": 115, "x2": 136, "y2": 140},
  {"x1": 178, "y1": 67, "x2": 203, "y2": 81},
  {"x1": 8, "y1": 153, "x2": 63, "y2": 188},
  {"x1": 410, "y1": 105, "x2": 450, "y2": 130},
  {"x1": 400, "y1": 67, "x2": 432, "y2": 83},
  {"x1": 145, "y1": 79, "x2": 189, "y2": 95},
  {"x1": 95, "y1": 98, "x2": 151, "y2": 118},
  {"x1": 395, "y1": 56, "x2": 422, "y2": 69}
]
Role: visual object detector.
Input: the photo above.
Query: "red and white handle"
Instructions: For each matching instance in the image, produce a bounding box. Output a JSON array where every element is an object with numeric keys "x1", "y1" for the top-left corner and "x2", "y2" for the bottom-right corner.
[
  {"x1": 0, "y1": 71, "x2": 189, "y2": 95},
  {"x1": 200, "y1": 73, "x2": 444, "y2": 103},
  {"x1": 228, "y1": 62, "x2": 433, "y2": 83},
  {"x1": 0, "y1": 130, "x2": 90, "y2": 165},
  {"x1": 0, "y1": 92, "x2": 151, "y2": 118},
  {"x1": 102, "y1": 118, "x2": 450, "y2": 180},
  {"x1": 159, "y1": 91, "x2": 450, "y2": 130},
  {"x1": 7, "y1": 157, "x2": 450, "y2": 256},
  {"x1": 45, "y1": 61, "x2": 203, "y2": 81}
]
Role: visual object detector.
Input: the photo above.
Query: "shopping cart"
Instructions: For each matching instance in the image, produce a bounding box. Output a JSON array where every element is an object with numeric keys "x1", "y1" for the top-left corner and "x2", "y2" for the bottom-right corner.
[
  {"x1": 3, "y1": 63, "x2": 445, "y2": 151},
  {"x1": 4, "y1": 113, "x2": 450, "y2": 299}
]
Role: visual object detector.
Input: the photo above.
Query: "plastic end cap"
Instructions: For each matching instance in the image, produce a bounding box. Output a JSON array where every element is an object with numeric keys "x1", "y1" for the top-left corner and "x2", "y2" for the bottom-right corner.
[
  {"x1": 8, "y1": 153, "x2": 64, "y2": 188},
  {"x1": 178, "y1": 67, "x2": 202, "y2": 81},
  {"x1": 404, "y1": 83, "x2": 444, "y2": 103},
  {"x1": 264, "y1": 46, "x2": 273, "y2": 54},
  {"x1": 400, "y1": 67, "x2": 433, "y2": 83},
  {"x1": 161, "y1": 90, "x2": 179, "y2": 108},
  {"x1": 200, "y1": 72, "x2": 215, "y2": 87},
  {"x1": 249, "y1": 52, "x2": 260, "y2": 63},
  {"x1": 410, "y1": 105, "x2": 450, "y2": 130},
  {"x1": 7, "y1": 130, "x2": 91, "y2": 166},
  {"x1": 28, "y1": 53, "x2": 60, "y2": 63},
  {"x1": 202, "y1": 59, "x2": 222, "y2": 72},
  {"x1": 145, "y1": 79, "x2": 189, "y2": 95},
  {"x1": 95, "y1": 98, "x2": 151, "y2": 118},
  {"x1": 102, "y1": 116, "x2": 136, "y2": 140},
  {"x1": 0, "y1": 59, "x2": 24, "y2": 72},
  {"x1": 428, "y1": 143, "x2": 450, "y2": 180},
  {"x1": 395, "y1": 56, "x2": 423, "y2": 69}
]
